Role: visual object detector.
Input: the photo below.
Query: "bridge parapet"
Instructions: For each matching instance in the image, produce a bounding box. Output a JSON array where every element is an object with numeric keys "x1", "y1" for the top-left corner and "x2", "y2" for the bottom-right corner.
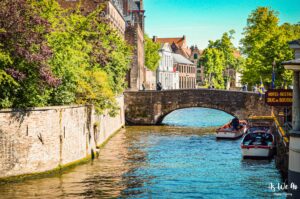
[{"x1": 124, "y1": 89, "x2": 272, "y2": 125}]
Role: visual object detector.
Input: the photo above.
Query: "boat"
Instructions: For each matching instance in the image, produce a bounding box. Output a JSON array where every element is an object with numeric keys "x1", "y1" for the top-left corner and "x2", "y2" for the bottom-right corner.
[
  {"x1": 241, "y1": 116, "x2": 275, "y2": 158},
  {"x1": 216, "y1": 119, "x2": 248, "y2": 139}
]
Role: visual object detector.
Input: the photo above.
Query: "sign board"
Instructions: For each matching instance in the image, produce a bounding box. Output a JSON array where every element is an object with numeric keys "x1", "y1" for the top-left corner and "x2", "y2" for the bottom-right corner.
[{"x1": 265, "y1": 89, "x2": 293, "y2": 106}]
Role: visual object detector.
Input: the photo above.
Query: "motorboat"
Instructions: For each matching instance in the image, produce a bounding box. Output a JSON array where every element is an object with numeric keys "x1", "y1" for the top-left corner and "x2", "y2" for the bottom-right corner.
[
  {"x1": 216, "y1": 119, "x2": 248, "y2": 139},
  {"x1": 241, "y1": 126, "x2": 275, "y2": 158}
]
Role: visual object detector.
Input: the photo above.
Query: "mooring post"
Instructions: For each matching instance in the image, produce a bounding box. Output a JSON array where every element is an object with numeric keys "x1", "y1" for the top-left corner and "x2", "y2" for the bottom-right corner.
[{"x1": 283, "y1": 39, "x2": 300, "y2": 198}]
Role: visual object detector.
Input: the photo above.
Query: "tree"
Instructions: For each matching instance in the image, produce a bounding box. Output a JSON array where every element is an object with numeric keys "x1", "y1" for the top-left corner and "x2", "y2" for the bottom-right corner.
[
  {"x1": 0, "y1": 0, "x2": 132, "y2": 115},
  {"x1": 144, "y1": 34, "x2": 160, "y2": 71},
  {"x1": 240, "y1": 7, "x2": 300, "y2": 87},
  {"x1": 202, "y1": 48, "x2": 225, "y2": 89},
  {"x1": 0, "y1": 0, "x2": 60, "y2": 108},
  {"x1": 202, "y1": 30, "x2": 242, "y2": 89}
]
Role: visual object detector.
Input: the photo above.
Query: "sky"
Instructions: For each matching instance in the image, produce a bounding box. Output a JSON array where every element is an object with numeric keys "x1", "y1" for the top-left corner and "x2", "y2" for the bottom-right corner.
[{"x1": 144, "y1": 0, "x2": 300, "y2": 49}]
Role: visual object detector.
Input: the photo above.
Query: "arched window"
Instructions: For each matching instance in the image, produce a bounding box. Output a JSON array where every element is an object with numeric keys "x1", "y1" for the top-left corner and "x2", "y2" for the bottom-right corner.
[{"x1": 194, "y1": 53, "x2": 198, "y2": 59}]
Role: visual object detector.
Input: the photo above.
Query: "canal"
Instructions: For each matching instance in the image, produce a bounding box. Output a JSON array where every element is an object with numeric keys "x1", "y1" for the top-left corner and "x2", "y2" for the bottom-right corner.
[{"x1": 0, "y1": 108, "x2": 284, "y2": 198}]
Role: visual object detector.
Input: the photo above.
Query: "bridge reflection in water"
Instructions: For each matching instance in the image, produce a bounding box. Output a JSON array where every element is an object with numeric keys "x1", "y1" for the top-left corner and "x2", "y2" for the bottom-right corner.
[{"x1": 0, "y1": 108, "x2": 284, "y2": 199}]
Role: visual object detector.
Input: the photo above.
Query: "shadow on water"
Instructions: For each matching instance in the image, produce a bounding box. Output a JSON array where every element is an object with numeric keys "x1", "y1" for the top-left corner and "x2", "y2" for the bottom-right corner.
[{"x1": 241, "y1": 158, "x2": 273, "y2": 167}]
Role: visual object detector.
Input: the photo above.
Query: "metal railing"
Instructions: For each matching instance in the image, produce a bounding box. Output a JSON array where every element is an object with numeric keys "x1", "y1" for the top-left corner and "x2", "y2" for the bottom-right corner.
[{"x1": 272, "y1": 113, "x2": 290, "y2": 147}]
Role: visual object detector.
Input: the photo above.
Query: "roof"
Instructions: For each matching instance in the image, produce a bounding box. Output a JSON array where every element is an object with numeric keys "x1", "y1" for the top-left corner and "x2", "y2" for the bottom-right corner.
[
  {"x1": 160, "y1": 43, "x2": 172, "y2": 52},
  {"x1": 156, "y1": 37, "x2": 185, "y2": 47},
  {"x1": 155, "y1": 36, "x2": 192, "y2": 58},
  {"x1": 173, "y1": 53, "x2": 194, "y2": 65}
]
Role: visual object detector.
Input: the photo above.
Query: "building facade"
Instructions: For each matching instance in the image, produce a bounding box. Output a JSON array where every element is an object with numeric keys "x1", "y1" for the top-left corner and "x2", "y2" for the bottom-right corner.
[
  {"x1": 154, "y1": 36, "x2": 199, "y2": 88},
  {"x1": 190, "y1": 45, "x2": 204, "y2": 86},
  {"x1": 124, "y1": 0, "x2": 145, "y2": 91},
  {"x1": 173, "y1": 53, "x2": 196, "y2": 89},
  {"x1": 156, "y1": 43, "x2": 179, "y2": 90},
  {"x1": 144, "y1": 68, "x2": 156, "y2": 90},
  {"x1": 57, "y1": 0, "x2": 126, "y2": 36}
]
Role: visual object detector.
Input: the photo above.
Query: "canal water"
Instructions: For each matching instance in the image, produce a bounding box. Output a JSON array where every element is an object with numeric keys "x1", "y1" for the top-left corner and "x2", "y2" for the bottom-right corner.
[{"x1": 0, "y1": 108, "x2": 285, "y2": 199}]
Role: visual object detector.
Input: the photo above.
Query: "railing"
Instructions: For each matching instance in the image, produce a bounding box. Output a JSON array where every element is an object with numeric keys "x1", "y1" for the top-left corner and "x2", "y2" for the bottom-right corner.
[{"x1": 272, "y1": 113, "x2": 290, "y2": 147}]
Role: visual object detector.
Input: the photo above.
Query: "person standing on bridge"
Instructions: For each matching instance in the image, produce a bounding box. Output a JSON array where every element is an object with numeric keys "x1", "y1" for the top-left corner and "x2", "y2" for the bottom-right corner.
[
  {"x1": 156, "y1": 82, "x2": 162, "y2": 91},
  {"x1": 141, "y1": 82, "x2": 145, "y2": 91}
]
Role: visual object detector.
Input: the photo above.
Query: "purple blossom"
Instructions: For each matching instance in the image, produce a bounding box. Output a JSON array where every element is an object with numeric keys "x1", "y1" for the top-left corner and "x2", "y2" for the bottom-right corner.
[
  {"x1": 5, "y1": 68, "x2": 26, "y2": 81},
  {"x1": 39, "y1": 66, "x2": 61, "y2": 87}
]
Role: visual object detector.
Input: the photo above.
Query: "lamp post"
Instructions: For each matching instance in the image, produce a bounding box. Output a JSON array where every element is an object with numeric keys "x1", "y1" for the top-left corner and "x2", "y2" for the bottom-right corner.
[
  {"x1": 282, "y1": 39, "x2": 300, "y2": 199},
  {"x1": 272, "y1": 60, "x2": 276, "y2": 89}
]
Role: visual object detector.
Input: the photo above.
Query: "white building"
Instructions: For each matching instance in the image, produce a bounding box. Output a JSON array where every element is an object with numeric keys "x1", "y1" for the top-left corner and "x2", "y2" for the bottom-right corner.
[
  {"x1": 144, "y1": 68, "x2": 156, "y2": 90},
  {"x1": 157, "y1": 43, "x2": 179, "y2": 90}
]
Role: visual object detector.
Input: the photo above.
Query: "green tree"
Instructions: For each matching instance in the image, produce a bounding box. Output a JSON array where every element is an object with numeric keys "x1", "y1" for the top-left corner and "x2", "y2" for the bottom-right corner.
[
  {"x1": 202, "y1": 48, "x2": 225, "y2": 89},
  {"x1": 240, "y1": 7, "x2": 300, "y2": 87},
  {"x1": 203, "y1": 30, "x2": 243, "y2": 89},
  {"x1": 144, "y1": 34, "x2": 160, "y2": 71}
]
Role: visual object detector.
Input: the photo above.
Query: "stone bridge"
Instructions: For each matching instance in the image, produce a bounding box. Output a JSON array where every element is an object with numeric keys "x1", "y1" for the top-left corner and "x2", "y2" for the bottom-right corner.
[{"x1": 124, "y1": 89, "x2": 272, "y2": 125}]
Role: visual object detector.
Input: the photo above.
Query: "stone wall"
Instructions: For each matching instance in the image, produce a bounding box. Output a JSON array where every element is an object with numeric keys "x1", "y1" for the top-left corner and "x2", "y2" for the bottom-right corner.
[
  {"x1": 0, "y1": 96, "x2": 125, "y2": 179},
  {"x1": 124, "y1": 90, "x2": 272, "y2": 125}
]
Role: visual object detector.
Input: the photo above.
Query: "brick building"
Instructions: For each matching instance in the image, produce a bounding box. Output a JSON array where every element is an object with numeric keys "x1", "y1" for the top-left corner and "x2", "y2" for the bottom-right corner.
[
  {"x1": 123, "y1": 0, "x2": 145, "y2": 90},
  {"x1": 190, "y1": 45, "x2": 204, "y2": 85},
  {"x1": 57, "y1": 0, "x2": 126, "y2": 36},
  {"x1": 173, "y1": 53, "x2": 196, "y2": 89}
]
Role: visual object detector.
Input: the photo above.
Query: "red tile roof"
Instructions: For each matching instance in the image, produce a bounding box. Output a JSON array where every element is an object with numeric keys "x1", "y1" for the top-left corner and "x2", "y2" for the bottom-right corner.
[
  {"x1": 156, "y1": 37, "x2": 185, "y2": 46},
  {"x1": 155, "y1": 36, "x2": 191, "y2": 58}
]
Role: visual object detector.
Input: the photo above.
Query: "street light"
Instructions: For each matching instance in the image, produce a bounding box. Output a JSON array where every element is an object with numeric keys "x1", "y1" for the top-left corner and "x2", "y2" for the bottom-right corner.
[{"x1": 271, "y1": 60, "x2": 276, "y2": 89}]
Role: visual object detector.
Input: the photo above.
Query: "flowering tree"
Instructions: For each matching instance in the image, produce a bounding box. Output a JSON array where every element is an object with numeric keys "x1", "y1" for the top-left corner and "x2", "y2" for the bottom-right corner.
[{"x1": 0, "y1": 0, "x2": 132, "y2": 115}]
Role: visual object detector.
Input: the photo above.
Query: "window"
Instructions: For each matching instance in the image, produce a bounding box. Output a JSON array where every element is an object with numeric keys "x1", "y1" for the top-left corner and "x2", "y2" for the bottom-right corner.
[{"x1": 194, "y1": 53, "x2": 198, "y2": 59}]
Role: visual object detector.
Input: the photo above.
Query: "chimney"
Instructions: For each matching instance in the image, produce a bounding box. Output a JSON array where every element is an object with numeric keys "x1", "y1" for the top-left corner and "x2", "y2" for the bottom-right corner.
[
  {"x1": 139, "y1": 0, "x2": 144, "y2": 10},
  {"x1": 153, "y1": 36, "x2": 157, "y2": 42}
]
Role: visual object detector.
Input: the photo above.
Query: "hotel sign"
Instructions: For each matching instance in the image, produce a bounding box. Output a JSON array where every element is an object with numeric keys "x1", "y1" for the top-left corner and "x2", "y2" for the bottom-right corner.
[{"x1": 265, "y1": 89, "x2": 293, "y2": 106}]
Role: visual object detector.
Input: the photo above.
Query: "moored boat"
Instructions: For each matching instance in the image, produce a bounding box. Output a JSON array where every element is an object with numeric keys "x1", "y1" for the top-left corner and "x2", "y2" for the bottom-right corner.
[
  {"x1": 241, "y1": 117, "x2": 275, "y2": 158},
  {"x1": 216, "y1": 119, "x2": 247, "y2": 139}
]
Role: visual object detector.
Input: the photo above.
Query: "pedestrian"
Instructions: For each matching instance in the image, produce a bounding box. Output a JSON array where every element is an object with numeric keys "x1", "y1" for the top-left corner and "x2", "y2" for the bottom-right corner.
[
  {"x1": 242, "y1": 84, "x2": 246, "y2": 91},
  {"x1": 254, "y1": 84, "x2": 258, "y2": 93},
  {"x1": 142, "y1": 81, "x2": 145, "y2": 91},
  {"x1": 156, "y1": 82, "x2": 162, "y2": 91}
]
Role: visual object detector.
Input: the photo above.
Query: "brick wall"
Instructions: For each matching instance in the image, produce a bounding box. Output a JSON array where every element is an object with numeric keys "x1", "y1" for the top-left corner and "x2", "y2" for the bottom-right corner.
[
  {"x1": 125, "y1": 24, "x2": 145, "y2": 90},
  {"x1": 0, "y1": 96, "x2": 124, "y2": 178}
]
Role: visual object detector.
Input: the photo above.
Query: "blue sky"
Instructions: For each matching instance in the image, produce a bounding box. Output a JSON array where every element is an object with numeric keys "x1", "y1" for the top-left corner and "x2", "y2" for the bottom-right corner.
[{"x1": 144, "y1": 0, "x2": 300, "y2": 49}]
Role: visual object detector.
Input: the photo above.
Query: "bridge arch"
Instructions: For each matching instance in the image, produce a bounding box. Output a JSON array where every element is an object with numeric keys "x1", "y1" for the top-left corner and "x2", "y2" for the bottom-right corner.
[
  {"x1": 124, "y1": 89, "x2": 272, "y2": 125},
  {"x1": 156, "y1": 106, "x2": 235, "y2": 125}
]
